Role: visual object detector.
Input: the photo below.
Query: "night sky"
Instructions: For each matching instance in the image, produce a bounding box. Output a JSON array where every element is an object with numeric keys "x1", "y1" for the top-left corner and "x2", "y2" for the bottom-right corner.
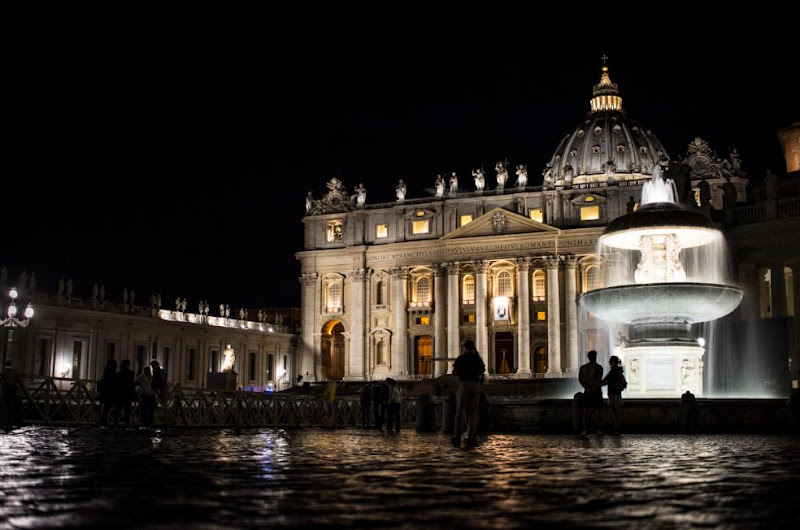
[{"x1": 6, "y1": 8, "x2": 797, "y2": 311}]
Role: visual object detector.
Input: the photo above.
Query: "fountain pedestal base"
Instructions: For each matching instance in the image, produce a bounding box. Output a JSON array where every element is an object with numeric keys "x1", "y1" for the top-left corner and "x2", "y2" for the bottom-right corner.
[{"x1": 620, "y1": 342, "x2": 704, "y2": 398}]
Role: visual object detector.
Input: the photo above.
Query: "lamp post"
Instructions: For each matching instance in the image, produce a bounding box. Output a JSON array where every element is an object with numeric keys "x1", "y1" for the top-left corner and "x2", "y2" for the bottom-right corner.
[{"x1": 2, "y1": 287, "x2": 34, "y2": 429}]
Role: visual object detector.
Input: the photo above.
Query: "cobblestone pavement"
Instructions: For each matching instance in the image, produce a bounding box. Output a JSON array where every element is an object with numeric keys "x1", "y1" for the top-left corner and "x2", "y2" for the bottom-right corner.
[{"x1": 1, "y1": 426, "x2": 798, "y2": 529}]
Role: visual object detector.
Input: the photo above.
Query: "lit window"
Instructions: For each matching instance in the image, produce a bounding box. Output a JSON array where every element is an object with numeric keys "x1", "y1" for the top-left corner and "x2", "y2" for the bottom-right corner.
[
  {"x1": 533, "y1": 270, "x2": 546, "y2": 300},
  {"x1": 326, "y1": 282, "x2": 341, "y2": 312},
  {"x1": 376, "y1": 224, "x2": 388, "y2": 238},
  {"x1": 415, "y1": 316, "x2": 430, "y2": 325},
  {"x1": 496, "y1": 270, "x2": 512, "y2": 297},
  {"x1": 412, "y1": 220, "x2": 430, "y2": 234},
  {"x1": 460, "y1": 214, "x2": 473, "y2": 226},
  {"x1": 463, "y1": 313, "x2": 476, "y2": 323},
  {"x1": 416, "y1": 210, "x2": 425, "y2": 217},
  {"x1": 585, "y1": 266, "x2": 602, "y2": 292},
  {"x1": 326, "y1": 220, "x2": 343, "y2": 242},
  {"x1": 537, "y1": 311, "x2": 546, "y2": 321},
  {"x1": 529, "y1": 209, "x2": 543, "y2": 223},
  {"x1": 416, "y1": 277, "x2": 431, "y2": 303},
  {"x1": 584, "y1": 195, "x2": 594, "y2": 202},
  {"x1": 580, "y1": 206, "x2": 600, "y2": 221},
  {"x1": 463, "y1": 275, "x2": 475, "y2": 304}
]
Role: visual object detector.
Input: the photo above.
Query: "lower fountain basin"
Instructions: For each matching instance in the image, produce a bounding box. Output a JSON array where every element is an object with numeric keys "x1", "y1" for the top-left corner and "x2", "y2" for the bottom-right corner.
[{"x1": 580, "y1": 282, "x2": 743, "y2": 324}]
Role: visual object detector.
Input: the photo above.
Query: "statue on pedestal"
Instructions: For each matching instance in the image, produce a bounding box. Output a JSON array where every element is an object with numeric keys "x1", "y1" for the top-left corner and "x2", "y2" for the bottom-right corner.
[
  {"x1": 515, "y1": 164, "x2": 528, "y2": 188},
  {"x1": 434, "y1": 174, "x2": 445, "y2": 197},
  {"x1": 472, "y1": 168, "x2": 485, "y2": 191}
]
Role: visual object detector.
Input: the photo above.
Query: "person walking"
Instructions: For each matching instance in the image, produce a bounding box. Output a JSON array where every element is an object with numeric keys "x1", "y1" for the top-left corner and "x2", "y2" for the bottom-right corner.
[
  {"x1": 578, "y1": 350, "x2": 604, "y2": 435},
  {"x1": 385, "y1": 378, "x2": 403, "y2": 433},
  {"x1": 451, "y1": 339, "x2": 485, "y2": 448},
  {"x1": 113, "y1": 359, "x2": 135, "y2": 428},
  {"x1": 135, "y1": 365, "x2": 156, "y2": 429},
  {"x1": 601, "y1": 355, "x2": 627, "y2": 435},
  {"x1": 97, "y1": 359, "x2": 117, "y2": 426}
]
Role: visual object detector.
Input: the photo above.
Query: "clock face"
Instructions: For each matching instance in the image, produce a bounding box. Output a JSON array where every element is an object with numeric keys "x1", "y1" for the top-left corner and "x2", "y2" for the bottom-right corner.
[{"x1": 690, "y1": 156, "x2": 710, "y2": 174}]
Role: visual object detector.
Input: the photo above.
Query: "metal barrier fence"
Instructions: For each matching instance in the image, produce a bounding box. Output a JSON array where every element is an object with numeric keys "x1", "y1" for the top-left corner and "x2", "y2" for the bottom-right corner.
[{"x1": 2, "y1": 375, "x2": 420, "y2": 429}]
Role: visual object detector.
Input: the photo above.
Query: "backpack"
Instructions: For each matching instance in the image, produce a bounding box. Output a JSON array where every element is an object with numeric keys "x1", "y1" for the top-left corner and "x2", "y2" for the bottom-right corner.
[
  {"x1": 389, "y1": 385, "x2": 403, "y2": 404},
  {"x1": 612, "y1": 371, "x2": 628, "y2": 392}
]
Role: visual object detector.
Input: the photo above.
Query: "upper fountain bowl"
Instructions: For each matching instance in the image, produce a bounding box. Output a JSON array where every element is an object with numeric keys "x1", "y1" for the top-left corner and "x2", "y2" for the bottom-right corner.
[{"x1": 600, "y1": 202, "x2": 718, "y2": 250}]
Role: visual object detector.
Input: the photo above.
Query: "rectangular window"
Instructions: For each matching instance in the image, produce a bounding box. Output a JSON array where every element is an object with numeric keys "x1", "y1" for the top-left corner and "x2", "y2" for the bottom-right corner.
[
  {"x1": 412, "y1": 220, "x2": 429, "y2": 234},
  {"x1": 326, "y1": 220, "x2": 343, "y2": 242},
  {"x1": 537, "y1": 311, "x2": 546, "y2": 321},
  {"x1": 460, "y1": 214, "x2": 473, "y2": 226},
  {"x1": 211, "y1": 350, "x2": 220, "y2": 372},
  {"x1": 106, "y1": 343, "x2": 116, "y2": 362},
  {"x1": 376, "y1": 224, "x2": 388, "y2": 238},
  {"x1": 266, "y1": 354, "x2": 274, "y2": 381},
  {"x1": 580, "y1": 205, "x2": 600, "y2": 221},
  {"x1": 187, "y1": 348, "x2": 196, "y2": 381},
  {"x1": 529, "y1": 209, "x2": 543, "y2": 223},
  {"x1": 72, "y1": 341, "x2": 83, "y2": 378},
  {"x1": 36, "y1": 338, "x2": 48, "y2": 377},
  {"x1": 462, "y1": 313, "x2": 476, "y2": 323},
  {"x1": 249, "y1": 352, "x2": 257, "y2": 381},
  {"x1": 415, "y1": 316, "x2": 430, "y2": 325}
]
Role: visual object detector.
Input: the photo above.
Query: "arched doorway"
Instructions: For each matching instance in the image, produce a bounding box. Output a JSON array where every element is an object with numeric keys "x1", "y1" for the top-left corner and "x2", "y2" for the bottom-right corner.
[
  {"x1": 534, "y1": 346, "x2": 547, "y2": 374},
  {"x1": 321, "y1": 320, "x2": 345, "y2": 380},
  {"x1": 494, "y1": 332, "x2": 514, "y2": 374},
  {"x1": 414, "y1": 335, "x2": 432, "y2": 377}
]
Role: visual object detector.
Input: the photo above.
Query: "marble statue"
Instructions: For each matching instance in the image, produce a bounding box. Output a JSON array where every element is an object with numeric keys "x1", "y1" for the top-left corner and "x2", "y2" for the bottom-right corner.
[
  {"x1": 395, "y1": 179, "x2": 407, "y2": 202},
  {"x1": 220, "y1": 303, "x2": 226, "y2": 317},
  {"x1": 354, "y1": 183, "x2": 366, "y2": 207},
  {"x1": 449, "y1": 172, "x2": 458, "y2": 195},
  {"x1": 434, "y1": 174, "x2": 445, "y2": 197},
  {"x1": 542, "y1": 164, "x2": 554, "y2": 189},
  {"x1": 515, "y1": 164, "x2": 528, "y2": 188},
  {"x1": 305, "y1": 191, "x2": 313, "y2": 212},
  {"x1": 472, "y1": 168, "x2": 485, "y2": 191},
  {"x1": 495, "y1": 160, "x2": 509, "y2": 189}
]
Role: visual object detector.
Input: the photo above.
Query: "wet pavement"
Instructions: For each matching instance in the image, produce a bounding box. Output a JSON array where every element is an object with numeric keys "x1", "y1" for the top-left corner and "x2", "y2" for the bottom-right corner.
[{"x1": 0, "y1": 426, "x2": 798, "y2": 529}]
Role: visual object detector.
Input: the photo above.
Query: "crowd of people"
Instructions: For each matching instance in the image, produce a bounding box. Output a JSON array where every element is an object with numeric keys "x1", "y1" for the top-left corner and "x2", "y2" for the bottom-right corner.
[{"x1": 97, "y1": 359, "x2": 167, "y2": 430}]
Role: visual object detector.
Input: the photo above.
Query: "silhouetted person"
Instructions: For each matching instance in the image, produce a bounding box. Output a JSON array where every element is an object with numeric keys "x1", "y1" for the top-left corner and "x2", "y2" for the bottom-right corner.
[
  {"x1": 452, "y1": 339, "x2": 486, "y2": 448},
  {"x1": 324, "y1": 379, "x2": 337, "y2": 429},
  {"x1": 385, "y1": 378, "x2": 403, "y2": 433},
  {"x1": 373, "y1": 379, "x2": 388, "y2": 430},
  {"x1": 579, "y1": 350, "x2": 604, "y2": 435},
  {"x1": 150, "y1": 360, "x2": 168, "y2": 424},
  {"x1": 97, "y1": 359, "x2": 117, "y2": 426},
  {"x1": 359, "y1": 383, "x2": 373, "y2": 428},
  {"x1": 136, "y1": 365, "x2": 156, "y2": 428},
  {"x1": 113, "y1": 359, "x2": 135, "y2": 428},
  {"x1": 601, "y1": 355, "x2": 627, "y2": 435}
]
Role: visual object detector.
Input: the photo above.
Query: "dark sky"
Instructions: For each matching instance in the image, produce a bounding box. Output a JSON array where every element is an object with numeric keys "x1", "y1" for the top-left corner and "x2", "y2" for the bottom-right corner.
[{"x1": 6, "y1": 8, "x2": 797, "y2": 311}]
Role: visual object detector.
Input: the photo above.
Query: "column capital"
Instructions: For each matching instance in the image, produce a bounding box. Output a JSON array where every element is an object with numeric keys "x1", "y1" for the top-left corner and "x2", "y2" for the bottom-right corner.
[
  {"x1": 543, "y1": 254, "x2": 561, "y2": 269},
  {"x1": 563, "y1": 254, "x2": 579, "y2": 268},
  {"x1": 474, "y1": 260, "x2": 489, "y2": 273},
  {"x1": 300, "y1": 273, "x2": 318, "y2": 286},
  {"x1": 389, "y1": 266, "x2": 409, "y2": 280},
  {"x1": 444, "y1": 261, "x2": 461, "y2": 275},
  {"x1": 516, "y1": 257, "x2": 532, "y2": 271},
  {"x1": 434, "y1": 263, "x2": 447, "y2": 277},
  {"x1": 348, "y1": 268, "x2": 372, "y2": 281}
]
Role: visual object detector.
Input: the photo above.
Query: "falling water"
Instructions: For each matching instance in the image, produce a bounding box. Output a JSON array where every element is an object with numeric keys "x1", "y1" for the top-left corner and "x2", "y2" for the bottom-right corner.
[{"x1": 639, "y1": 166, "x2": 678, "y2": 205}]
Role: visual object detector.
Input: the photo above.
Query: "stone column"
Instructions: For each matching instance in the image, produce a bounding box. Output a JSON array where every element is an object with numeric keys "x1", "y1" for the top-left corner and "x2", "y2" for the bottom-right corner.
[
  {"x1": 771, "y1": 264, "x2": 788, "y2": 317},
  {"x1": 433, "y1": 264, "x2": 447, "y2": 377},
  {"x1": 564, "y1": 255, "x2": 579, "y2": 375},
  {"x1": 299, "y1": 273, "x2": 318, "y2": 381},
  {"x1": 446, "y1": 262, "x2": 461, "y2": 371},
  {"x1": 475, "y1": 260, "x2": 489, "y2": 368},
  {"x1": 390, "y1": 266, "x2": 409, "y2": 377},
  {"x1": 347, "y1": 268, "x2": 370, "y2": 381},
  {"x1": 516, "y1": 258, "x2": 531, "y2": 374},
  {"x1": 544, "y1": 255, "x2": 562, "y2": 375}
]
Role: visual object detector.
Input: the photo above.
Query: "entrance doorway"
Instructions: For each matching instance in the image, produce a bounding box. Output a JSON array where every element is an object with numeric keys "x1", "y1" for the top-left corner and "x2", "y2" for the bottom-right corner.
[
  {"x1": 494, "y1": 332, "x2": 514, "y2": 374},
  {"x1": 534, "y1": 346, "x2": 547, "y2": 374},
  {"x1": 321, "y1": 321, "x2": 345, "y2": 380},
  {"x1": 414, "y1": 336, "x2": 432, "y2": 377}
]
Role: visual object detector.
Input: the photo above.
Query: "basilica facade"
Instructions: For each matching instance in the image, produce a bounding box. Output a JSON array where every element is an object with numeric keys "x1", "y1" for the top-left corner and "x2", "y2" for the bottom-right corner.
[{"x1": 297, "y1": 65, "x2": 799, "y2": 389}]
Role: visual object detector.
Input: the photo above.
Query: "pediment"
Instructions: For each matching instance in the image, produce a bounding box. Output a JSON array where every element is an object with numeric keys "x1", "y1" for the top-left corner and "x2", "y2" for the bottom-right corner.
[{"x1": 441, "y1": 207, "x2": 558, "y2": 240}]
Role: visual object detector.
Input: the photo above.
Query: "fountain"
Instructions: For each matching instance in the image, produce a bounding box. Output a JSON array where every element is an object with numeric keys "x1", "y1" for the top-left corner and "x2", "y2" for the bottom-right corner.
[{"x1": 580, "y1": 166, "x2": 743, "y2": 397}]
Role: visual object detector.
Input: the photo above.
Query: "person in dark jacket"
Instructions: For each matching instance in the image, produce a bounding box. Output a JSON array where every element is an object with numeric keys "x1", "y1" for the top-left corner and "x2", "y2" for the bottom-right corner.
[
  {"x1": 373, "y1": 380, "x2": 388, "y2": 430},
  {"x1": 359, "y1": 383, "x2": 373, "y2": 428},
  {"x1": 451, "y1": 339, "x2": 485, "y2": 448},
  {"x1": 97, "y1": 359, "x2": 117, "y2": 426},
  {"x1": 113, "y1": 359, "x2": 135, "y2": 428},
  {"x1": 150, "y1": 360, "x2": 168, "y2": 425},
  {"x1": 601, "y1": 355, "x2": 626, "y2": 435}
]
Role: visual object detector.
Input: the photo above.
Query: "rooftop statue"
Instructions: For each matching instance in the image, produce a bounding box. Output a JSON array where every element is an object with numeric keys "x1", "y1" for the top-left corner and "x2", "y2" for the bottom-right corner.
[
  {"x1": 434, "y1": 174, "x2": 445, "y2": 198},
  {"x1": 472, "y1": 168, "x2": 485, "y2": 191},
  {"x1": 449, "y1": 172, "x2": 458, "y2": 195},
  {"x1": 495, "y1": 160, "x2": 509, "y2": 189},
  {"x1": 395, "y1": 179, "x2": 407, "y2": 202},
  {"x1": 515, "y1": 164, "x2": 528, "y2": 188},
  {"x1": 354, "y1": 183, "x2": 366, "y2": 207}
]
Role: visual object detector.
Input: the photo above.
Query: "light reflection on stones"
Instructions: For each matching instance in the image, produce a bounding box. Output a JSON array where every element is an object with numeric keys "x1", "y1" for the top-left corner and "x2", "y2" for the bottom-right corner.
[{"x1": 0, "y1": 427, "x2": 797, "y2": 528}]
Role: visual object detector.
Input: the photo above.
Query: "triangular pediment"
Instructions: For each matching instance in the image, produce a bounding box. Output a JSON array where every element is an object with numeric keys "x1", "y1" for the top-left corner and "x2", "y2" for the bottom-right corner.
[{"x1": 441, "y1": 207, "x2": 558, "y2": 240}]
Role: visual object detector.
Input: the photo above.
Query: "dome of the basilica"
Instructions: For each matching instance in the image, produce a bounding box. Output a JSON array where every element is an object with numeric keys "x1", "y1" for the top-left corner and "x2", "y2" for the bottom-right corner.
[{"x1": 542, "y1": 64, "x2": 669, "y2": 187}]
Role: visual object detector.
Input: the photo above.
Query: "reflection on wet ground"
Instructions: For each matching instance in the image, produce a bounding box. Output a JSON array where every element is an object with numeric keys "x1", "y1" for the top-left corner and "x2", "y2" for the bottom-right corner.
[{"x1": 1, "y1": 426, "x2": 798, "y2": 528}]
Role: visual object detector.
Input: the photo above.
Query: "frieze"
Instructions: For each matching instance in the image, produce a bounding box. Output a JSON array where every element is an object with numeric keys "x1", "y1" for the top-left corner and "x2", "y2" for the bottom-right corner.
[{"x1": 359, "y1": 240, "x2": 558, "y2": 263}]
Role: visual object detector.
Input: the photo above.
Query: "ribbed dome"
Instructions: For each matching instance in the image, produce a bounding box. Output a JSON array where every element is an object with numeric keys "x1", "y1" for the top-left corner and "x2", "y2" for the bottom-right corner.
[{"x1": 542, "y1": 63, "x2": 669, "y2": 187}]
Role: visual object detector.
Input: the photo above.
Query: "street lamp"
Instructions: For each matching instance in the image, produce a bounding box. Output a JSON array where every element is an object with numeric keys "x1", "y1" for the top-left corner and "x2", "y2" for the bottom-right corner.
[{"x1": 2, "y1": 287, "x2": 35, "y2": 371}]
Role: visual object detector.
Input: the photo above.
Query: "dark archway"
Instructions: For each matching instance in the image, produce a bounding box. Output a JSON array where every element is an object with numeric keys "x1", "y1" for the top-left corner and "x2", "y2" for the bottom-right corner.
[{"x1": 321, "y1": 320, "x2": 345, "y2": 380}]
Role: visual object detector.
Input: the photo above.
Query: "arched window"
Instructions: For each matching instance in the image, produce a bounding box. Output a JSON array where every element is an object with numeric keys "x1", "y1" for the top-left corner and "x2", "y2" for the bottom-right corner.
[
  {"x1": 463, "y1": 275, "x2": 475, "y2": 304},
  {"x1": 496, "y1": 270, "x2": 512, "y2": 297},
  {"x1": 375, "y1": 279, "x2": 386, "y2": 306},
  {"x1": 532, "y1": 269, "x2": 546, "y2": 300},
  {"x1": 326, "y1": 282, "x2": 341, "y2": 311},
  {"x1": 584, "y1": 266, "x2": 602, "y2": 292},
  {"x1": 416, "y1": 277, "x2": 431, "y2": 304}
]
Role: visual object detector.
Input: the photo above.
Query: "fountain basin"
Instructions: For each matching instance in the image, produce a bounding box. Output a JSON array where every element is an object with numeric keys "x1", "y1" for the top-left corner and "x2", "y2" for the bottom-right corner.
[
  {"x1": 580, "y1": 282, "x2": 743, "y2": 324},
  {"x1": 600, "y1": 202, "x2": 718, "y2": 249}
]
